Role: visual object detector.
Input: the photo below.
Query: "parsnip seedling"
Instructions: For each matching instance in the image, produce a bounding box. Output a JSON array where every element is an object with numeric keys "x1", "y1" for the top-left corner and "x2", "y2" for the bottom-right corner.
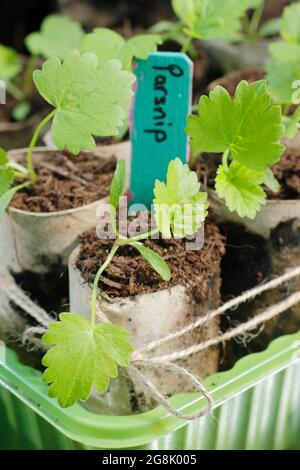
[
  {"x1": 42, "y1": 158, "x2": 208, "y2": 407},
  {"x1": 187, "y1": 80, "x2": 285, "y2": 219},
  {"x1": 0, "y1": 50, "x2": 135, "y2": 215}
]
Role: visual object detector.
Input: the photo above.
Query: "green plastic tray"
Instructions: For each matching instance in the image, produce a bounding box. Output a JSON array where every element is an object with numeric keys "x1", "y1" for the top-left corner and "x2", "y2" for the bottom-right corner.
[{"x1": 1, "y1": 330, "x2": 300, "y2": 450}]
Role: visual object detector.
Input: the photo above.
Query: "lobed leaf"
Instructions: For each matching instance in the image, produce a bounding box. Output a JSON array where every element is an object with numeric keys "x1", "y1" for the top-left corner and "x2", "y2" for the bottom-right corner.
[
  {"x1": 187, "y1": 80, "x2": 284, "y2": 171},
  {"x1": 25, "y1": 14, "x2": 84, "y2": 60},
  {"x1": 215, "y1": 162, "x2": 266, "y2": 219},
  {"x1": 79, "y1": 28, "x2": 162, "y2": 70},
  {"x1": 172, "y1": 0, "x2": 261, "y2": 40},
  {"x1": 42, "y1": 313, "x2": 133, "y2": 408},
  {"x1": 153, "y1": 158, "x2": 208, "y2": 238},
  {"x1": 33, "y1": 51, "x2": 135, "y2": 154}
]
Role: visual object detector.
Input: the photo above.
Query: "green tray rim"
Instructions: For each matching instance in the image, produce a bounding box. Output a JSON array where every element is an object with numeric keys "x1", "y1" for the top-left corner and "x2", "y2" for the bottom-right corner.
[{"x1": 1, "y1": 330, "x2": 300, "y2": 449}]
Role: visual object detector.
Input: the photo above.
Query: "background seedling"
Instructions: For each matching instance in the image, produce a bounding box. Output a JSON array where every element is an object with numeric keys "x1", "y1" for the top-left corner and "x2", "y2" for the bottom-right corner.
[
  {"x1": 150, "y1": 0, "x2": 277, "y2": 56},
  {"x1": 267, "y1": 3, "x2": 300, "y2": 138},
  {"x1": 187, "y1": 79, "x2": 285, "y2": 219}
]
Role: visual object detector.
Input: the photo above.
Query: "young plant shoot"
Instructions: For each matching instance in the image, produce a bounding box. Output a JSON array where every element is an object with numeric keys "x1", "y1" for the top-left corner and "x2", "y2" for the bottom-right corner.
[
  {"x1": 0, "y1": 50, "x2": 135, "y2": 217},
  {"x1": 41, "y1": 158, "x2": 208, "y2": 407},
  {"x1": 187, "y1": 80, "x2": 285, "y2": 219},
  {"x1": 267, "y1": 3, "x2": 300, "y2": 138},
  {"x1": 0, "y1": 15, "x2": 84, "y2": 122},
  {"x1": 151, "y1": 0, "x2": 276, "y2": 54}
]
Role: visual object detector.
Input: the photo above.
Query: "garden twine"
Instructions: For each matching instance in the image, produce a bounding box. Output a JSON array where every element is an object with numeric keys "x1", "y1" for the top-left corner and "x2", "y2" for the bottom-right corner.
[{"x1": 1, "y1": 266, "x2": 300, "y2": 421}]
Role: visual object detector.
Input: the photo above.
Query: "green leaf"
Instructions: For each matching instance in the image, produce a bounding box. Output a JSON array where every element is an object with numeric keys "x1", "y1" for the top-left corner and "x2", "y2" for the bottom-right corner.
[
  {"x1": 269, "y1": 41, "x2": 300, "y2": 64},
  {"x1": 282, "y1": 107, "x2": 300, "y2": 139},
  {"x1": 259, "y1": 18, "x2": 281, "y2": 38},
  {"x1": 0, "y1": 167, "x2": 14, "y2": 196},
  {"x1": 42, "y1": 313, "x2": 133, "y2": 408},
  {"x1": 267, "y1": 60, "x2": 300, "y2": 105},
  {"x1": 0, "y1": 44, "x2": 21, "y2": 81},
  {"x1": 0, "y1": 147, "x2": 8, "y2": 166},
  {"x1": 11, "y1": 102, "x2": 30, "y2": 122},
  {"x1": 215, "y1": 162, "x2": 266, "y2": 219},
  {"x1": 172, "y1": 0, "x2": 261, "y2": 40},
  {"x1": 280, "y1": 3, "x2": 300, "y2": 44},
  {"x1": 33, "y1": 50, "x2": 135, "y2": 154},
  {"x1": 187, "y1": 80, "x2": 284, "y2": 171},
  {"x1": 120, "y1": 34, "x2": 163, "y2": 69},
  {"x1": 79, "y1": 28, "x2": 161, "y2": 70},
  {"x1": 263, "y1": 167, "x2": 280, "y2": 193},
  {"x1": 130, "y1": 243, "x2": 171, "y2": 282},
  {"x1": 0, "y1": 183, "x2": 25, "y2": 217},
  {"x1": 79, "y1": 29, "x2": 125, "y2": 68},
  {"x1": 0, "y1": 147, "x2": 14, "y2": 198},
  {"x1": 153, "y1": 158, "x2": 208, "y2": 238},
  {"x1": 109, "y1": 160, "x2": 126, "y2": 209},
  {"x1": 25, "y1": 14, "x2": 84, "y2": 60}
]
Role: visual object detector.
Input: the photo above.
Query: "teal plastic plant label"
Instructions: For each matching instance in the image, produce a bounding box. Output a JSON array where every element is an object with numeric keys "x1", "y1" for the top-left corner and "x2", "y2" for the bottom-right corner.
[{"x1": 130, "y1": 52, "x2": 193, "y2": 207}]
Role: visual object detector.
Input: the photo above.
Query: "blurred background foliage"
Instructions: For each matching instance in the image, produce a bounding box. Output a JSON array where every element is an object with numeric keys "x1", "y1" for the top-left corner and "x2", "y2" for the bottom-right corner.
[{"x1": 0, "y1": 0, "x2": 294, "y2": 51}]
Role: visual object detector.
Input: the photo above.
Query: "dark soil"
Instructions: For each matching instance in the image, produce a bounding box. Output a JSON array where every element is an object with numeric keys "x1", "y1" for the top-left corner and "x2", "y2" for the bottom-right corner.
[
  {"x1": 268, "y1": 147, "x2": 300, "y2": 199},
  {"x1": 207, "y1": 68, "x2": 265, "y2": 96},
  {"x1": 76, "y1": 221, "x2": 225, "y2": 299},
  {"x1": 11, "y1": 152, "x2": 116, "y2": 213},
  {"x1": 262, "y1": 0, "x2": 294, "y2": 23}
]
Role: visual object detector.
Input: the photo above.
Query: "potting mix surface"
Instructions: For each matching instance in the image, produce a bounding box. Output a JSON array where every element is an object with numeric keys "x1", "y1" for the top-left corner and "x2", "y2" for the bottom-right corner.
[{"x1": 11, "y1": 152, "x2": 116, "y2": 212}]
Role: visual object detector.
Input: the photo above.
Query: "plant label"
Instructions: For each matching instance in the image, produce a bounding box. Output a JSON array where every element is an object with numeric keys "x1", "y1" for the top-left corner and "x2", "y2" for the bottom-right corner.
[{"x1": 130, "y1": 52, "x2": 193, "y2": 208}]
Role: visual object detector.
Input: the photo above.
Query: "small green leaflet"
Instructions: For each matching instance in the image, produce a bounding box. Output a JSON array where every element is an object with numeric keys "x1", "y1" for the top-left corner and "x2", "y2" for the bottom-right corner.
[
  {"x1": 282, "y1": 107, "x2": 300, "y2": 139},
  {"x1": 33, "y1": 51, "x2": 135, "y2": 154},
  {"x1": 153, "y1": 158, "x2": 208, "y2": 238},
  {"x1": 267, "y1": 3, "x2": 300, "y2": 107},
  {"x1": 259, "y1": 18, "x2": 281, "y2": 38},
  {"x1": 215, "y1": 162, "x2": 266, "y2": 219},
  {"x1": 263, "y1": 168, "x2": 280, "y2": 194},
  {"x1": 0, "y1": 148, "x2": 14, "y2": 198},
  {"x1": 130, "y1": 243, "x2": 171, "y2": 282},
  {"x1": 79, "y1": 28, "x2": 162, "y2": 70},
  {"x1": 42, "y1": 313, "x2": 133, "y2": 408},
  {"x1": 109, "y1": 160, "x2": 126, "y2": 209},
  {"x1": 172, "y1": 0, "x2": 261, "y2": 40},
  {"x1": 0, "y1": 44, "x2": 21, "y2": 81},
  {"x1": 187, "y1": 80, "x2": 284, "y2": 172},
  {"x1": 11, "y1": 102, "x2": 30, "y2": 122},
  {"x1": 0, "y1": 168, "x2": 14, "y2": 197},
  {"x1": 268, "y1": 41, "x2": 300, "y2": 64},
  {"x1": 25, "y1": 14, "x2": 84, "y2": 60},
  {"x1": 0, "y1": 183, "x2": 29, "y2": 218},
  {"x1": 0, "y1": 147, "x2": 8, "y2": 166},
  {"x1": 280, "y1": 3, "x2": 300, "y2": 44},
  {"x1": 267, "y1": 60, "x2": 300, "y2": 105}
]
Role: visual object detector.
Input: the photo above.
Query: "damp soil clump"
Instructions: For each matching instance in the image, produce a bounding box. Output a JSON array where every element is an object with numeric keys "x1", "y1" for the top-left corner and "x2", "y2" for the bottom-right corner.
[
  {"x1": 76, "y1": 221, "x2": 225, "y2": 300},
  {"x1": 192, "y1": 147, "x2": 300, "y2": 201},
  {"x1": 11, "y1": 152, "x2": 116, "y2": 213}
]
